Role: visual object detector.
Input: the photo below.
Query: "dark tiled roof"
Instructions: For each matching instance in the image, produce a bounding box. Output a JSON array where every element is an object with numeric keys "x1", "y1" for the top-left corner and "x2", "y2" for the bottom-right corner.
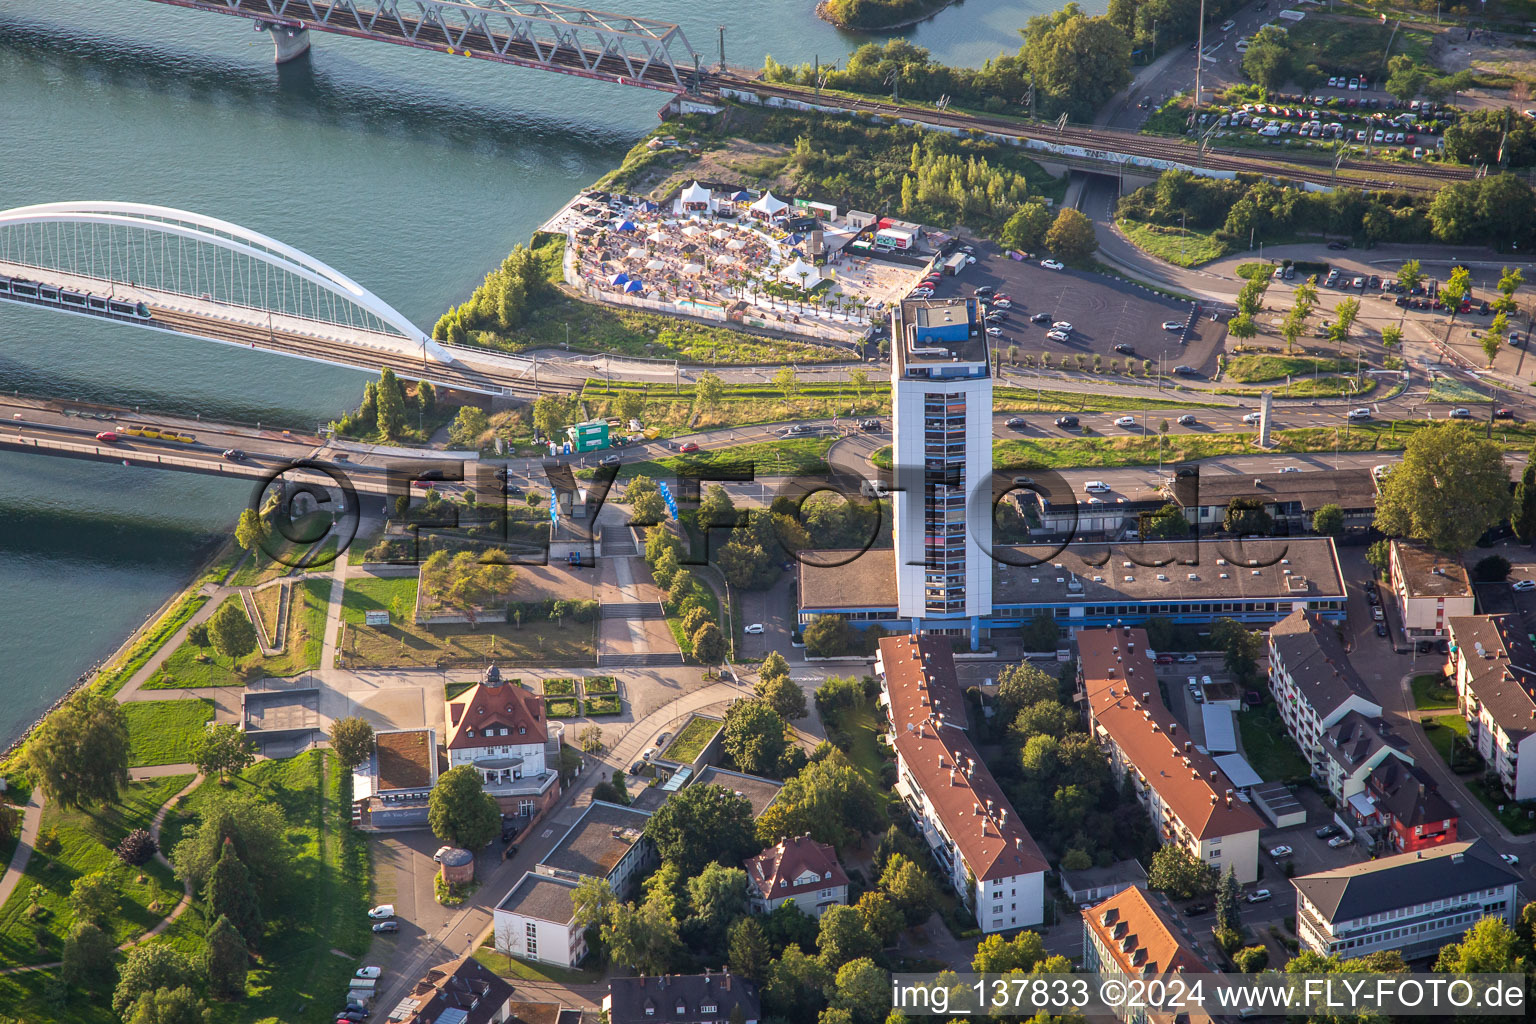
[
  {"x1": 1170, "y1": 468, "x2": 1378, "y2": 513},
  {"x1": 1291, "y1": 839, "x2": 1519, "y2": 923},
  {"x1": 496, "y1": 871, "x2": 578, "y2": 924},
  {"x1": 607, "y1": 972, "x2": 760, "y2": 1024},
  {"x1": 1321, "y1": 712, "x2": 1408, "y2": 774},
  {"x1": 1448, "y1": 615, "x2": 1536, "y2": 740},
  {"x1": 399, "y1": 953, "x2": 514, "y2": 1024},
  {"x1": 1366, "y1": 759, "x2": 1456, "y2": 830},
  {"x1": 1270, "y1": 609, "x2": 1377, "y2": 719}
]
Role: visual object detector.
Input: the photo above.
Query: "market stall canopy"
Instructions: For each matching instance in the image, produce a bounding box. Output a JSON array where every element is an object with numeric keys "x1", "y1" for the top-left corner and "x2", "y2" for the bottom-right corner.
[
  {"x1": 725, "y1": 238, "x2": 748, "y2": 251},
  {"x1": 681, "y1": 263, "x2": 705, "y2": 275},
  {"x1": 626, "y1": 246, "x2": 647, "y2": 259},
  {"x1": 709, "y1": 228, "x2": 730, "y2": 240},
  {"x1": 749, "y1": 191, "x2": 789, "y2": 217},
  {"x1": 645, "y1": 258, "x2": 667, "y2": 271},
  {"x1": 646, "y1": 231, "x2": 668, "y2": 243},
  {"x1": 681, "y1": 224, "x2": 704, "y2": 237},
  {"x1": 778, "y1": 257, "x2": 822, "y2": 286},
  {"x1": 731, "y1": 190, "x2": 752, "y2": 201},
  {"x1": 609, "y1": 273, "x2": 630, "y2": 286},
  {"x1": 638, "y1": 200, "x2": 660, "y2": 212},
  {"x1": 615, "y1": 220, "x2": 637, "y2": 231},
  {"x1": 680, "y1": 181, "x2": 712, "y2": 206},
  {"x1": 624, "y1": 279, "x2": 645, "y2": 293}
]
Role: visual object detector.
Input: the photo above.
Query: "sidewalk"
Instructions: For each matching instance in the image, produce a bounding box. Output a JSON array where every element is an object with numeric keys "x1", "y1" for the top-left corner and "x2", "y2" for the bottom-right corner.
[{"x1": 0, "y1": 792, "x2": 44, "y2": 913}]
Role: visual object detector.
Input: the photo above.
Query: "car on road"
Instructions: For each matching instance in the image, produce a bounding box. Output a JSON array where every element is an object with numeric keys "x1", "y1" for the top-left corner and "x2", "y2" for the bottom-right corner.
[
  {"x1": 1372, "y1": 606, "x2": 1384, "y2": 622},
  {"x1": 1315, "y1": 824, "x2": 1342, "y2": 840},
  {"x1": 1113, "y1": 343, "x2": 1134, "y2": 354},
  {"x1": 1280, "y1": 466, "x2": 1300, "y2": 473},
  {"x1": 1013, "y1": 476, "x2": 1035, "y2": 488},
  {"x1": 678, "y1": 441, "x2": 701, "y2": 453},
  {"x1": 1040, "y1": 259, "x2": 1064, "y2": 270},
  {"x1": 95, "y1": 431, "x2": 120, "y2": 442},
  {"x1": 1375, "y1": 622, "x2": 1388, "y2": 637},
  {"x1": 1220, "y1": 18, "x2": 1235, "y2": 30},
  {"x1": 1177, "y1": 414, "x2": 1197, "y2": 426},
  {"x1": 415, "y1": 469, "x2": 448, "y2": 481},
  {"x1": 744, "y1": 623, "x2": 765, "y2": 635},
  {"x1": 630, "y1": 760, "x2": 645, "y2": 774},
  {"x1": 1514, "y1": 580, "x2": 1536, "y2": 592},
  {"x1": 1052, "y1": 321, "x2": 1074, "y2": 332},
  {"x1": 859, "y1": 418, "x2": 881, "y2": 431},
  {"x1": 1055, "y1": 416, "x2": 1079, "y2": 428},
  {"x1": 1495, "y1": 408, "x2": 1514, "y2": 419},
  {"x1": 1160, "y1": 320, "x2": 1184, "y2": 331},
  {"x1": 1327, "y1": 241, "x2": 1349, "y2": 250},
  {"x1": 367, "y1": 905, "x2": 394, "y2": 919},
  {"x1": 1031, "y1": 312, "x2": 1051, "y2": 323},
  {"x1": 1501, "y1": 853, "x2": 1520, "y2": 866},
  {"x1": 372, "y1": 921, "x2": 398, "y2": 934},
  {"x1": 1183, "y1": 902, "x2": 1209, "y2": 916},
  {"x1": 1179, "y1": 653, "x2": 1198, "y2": 664},
  {"x1": 1174, "y1": 365, "x2": 1197, "y2": 375},
  {"x1": 1448, "y1": 407, "x2": 1471, "y2": 419},
  {"x1": 599, "y1": 453, "x2": 622, "y2": 467},
  {"x1": 642, "y1": 746, "x2": 658, "y2": 760},
  {"x1": 504, "y1": 483, "x2": 524, "y2": 496},
  {"x1": 1246, "y1": 889, "x2": 1273, "y2": 903},
  {"x1": 1242, "y1": 412, "x2": 1261, "y2": 424},
  {"x1": 1269, "y1": 845, "x2": 1293, "y2": 859},
  {"x1": 1348, "y1": 408, "x2": 1372, "y2": 420},
  {"x1": 1006, "y1": 416, "x2": 1027, "y2": 429},
  {"x1": 1328, "y1": 835, "x2": 1352, "y2": 849},
  {"x1": 355, "y1": 967, "x2": 382, "y2": 979},
  {"x1": 1113, "y1": 416, "x2": 1137, "y2": 428}
]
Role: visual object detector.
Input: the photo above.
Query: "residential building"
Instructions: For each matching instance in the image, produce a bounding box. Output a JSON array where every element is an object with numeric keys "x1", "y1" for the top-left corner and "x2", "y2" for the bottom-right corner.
[
  {"x1": 1080, "y1": 626, "x2": 1263, "y2": 884},
  {"x1": 1292, "y1": 839, "x2": 1520, "y2": 960},
  {"x1": 493, "y1": 872, "x2": 587, "y2": 968},
  {"x1": 445, "y1": 665, "x2": 562, "y2": 820},
  {"x1": 535, "y1": 799, "x2": 656, "y2": 899},
  {"x1": 1350, "y1": 759, "x2": 1458, "y2": 854},
  {"x1": 1081, "y1": 886, "x2": 1213, "y2": 1024},
  {"x1": 351, "y1": 727, "x2": 438, "y2": 829},
  {"x1": 799, "y1": 538, "x2": 1349, "y2": 639},
  {"x1": 743, "y1": 835, "x2": 849, "y2": 918},
  {"x1": 1319, "y1": 711, "x2": 1412, "y2": 805},
  {"x1": 690, "y1": 766, "x2": 783, "y2": 817},
  {"x1": 1389, "y1": 540, "x2": 1473, "y2": 640},
  {"x1": 1169, "y1": 468, "x2": 1379, "y2": 532},
  {"x1": 1447, "y1": 615, "x2": 1536, "y2": 801},
  {"x1": 385, "y1": 952, "x2": 516, "y2": 1024},
  {"x1": 605, "y1": 971, "x2": 760, "y2": 1024},
  {"x1": 1267, "y1": 609, "x2": 1384, "y2": 778},
  {"x1": 1059, "y1": 858, "x2": 1148, "y2": 906},
  {"x1": 876, "y1": 634, "x2": 1048, "y2": 931},
  {"x1": 890, "y1": 296, "x2": 993, "y2": 649}
]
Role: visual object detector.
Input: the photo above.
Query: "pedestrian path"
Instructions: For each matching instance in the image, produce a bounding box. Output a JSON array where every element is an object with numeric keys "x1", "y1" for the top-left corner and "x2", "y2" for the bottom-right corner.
[{"x1": 0, "y1": 792, "x2": 44, "y2": 913}]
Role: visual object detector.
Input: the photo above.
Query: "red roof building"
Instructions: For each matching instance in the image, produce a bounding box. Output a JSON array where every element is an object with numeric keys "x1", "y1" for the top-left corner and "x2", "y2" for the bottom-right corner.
[
  {"x1": 445, "y1": 666, "x2": 559, "y2": 818},
  {"x1": 876, "y1": 634, "x2": 1047, "y2": 933},
  {"x1": 744, "y1": 835, "x2": 849, "y2": 918}
]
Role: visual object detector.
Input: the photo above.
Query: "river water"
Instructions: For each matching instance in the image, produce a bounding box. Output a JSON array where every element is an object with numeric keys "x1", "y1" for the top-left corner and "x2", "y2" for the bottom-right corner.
[{"x1": 0, "y1": 0, "x2": 1100, "y2": 744}]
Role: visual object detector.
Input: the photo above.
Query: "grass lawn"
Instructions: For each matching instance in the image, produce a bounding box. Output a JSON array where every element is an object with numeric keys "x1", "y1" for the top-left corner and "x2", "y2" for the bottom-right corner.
[
  {"x1": 1237, "y1": 705, "x2": 1310, "y2": 783},
  {"x1": 1423, "y1": 714, "x2": 1470, "y2": 770},
  {"x1": 341, "y1": 575, "x2": 420, "y2": 626},
  {"x1": 585, "y1": 675, "x2": 618, "y2": 694},
  {"x1": 124, "y1": 699, "x2": 214, "y2": 768},
  {"x1": 145, "y1": 580, "x2": 328, "y2": 689},
  {"x1": 474, "y1": 942, "x2": 603, "y2": 985},
  {"x1": 1259, "y1": 376, "x2": 1376, "y2": 400},
  {"x1": 832, "y1": 703, "x2": 890, "y2": 794},
  {"x1": 98, "y1": 593, "x2": 210, "y2": 696},
  {"x1": 157, "y1": 752, "x2": 371, "y2": 1024},
  {"x1": 1225, "y1": 355, "x2": 1351, "y2": 383},
  {"x1": 0, "y1": 774, "x2": 190, "y2": 967},
  {"x1": 1427, "y1": 377, "x2": 1491, "y2": 404},
  {"x1": 227, "y1": 514, "x2": 340, "y2": 588},
  {"x1": 542, "y1": 677, "x2": 576, "y2": 696},
  {"x1": 618, "y1": 437, "x2": 834, "y2": 479},
  {"x1": 545, "y1": 698, "x2": 581, "y2": 718},
  {"x1": 1411, "y1": 673, "x2": 1459, "y2": 711},
  {"x1": 1465, "y1": 777, "x2": 1536, "y2": 835},
  {"x1": 583, "y1": 379, "x2": 888, "y2": 437},
  {"x1": 253, "y1": 583, "x2": 282, "y2": 642},
  {"x1": 1118, "y1": 218, "x2": 1232, "y2": 267},
  {"x1": 586, "y1": 695, "x2": 622, "y2": 715},
  {"x1": 662, "y1": 716, "x2": 720, "y2": 763},
  {"x1": 445, "y1": 680, "x2": 478, "y2": 701},
  {"x1": 1235, "y1": 262, "x2": 1274, "y2": 280}
]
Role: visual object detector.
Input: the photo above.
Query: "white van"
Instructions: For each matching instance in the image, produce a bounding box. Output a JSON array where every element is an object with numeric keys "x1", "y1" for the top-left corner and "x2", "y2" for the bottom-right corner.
[
  {"x1": 1258, "y1": 124, "x2": 1281, "y2": 137},
  {"x1": 1085, "y1": 480, "x2": 1111, "y2": 493}
]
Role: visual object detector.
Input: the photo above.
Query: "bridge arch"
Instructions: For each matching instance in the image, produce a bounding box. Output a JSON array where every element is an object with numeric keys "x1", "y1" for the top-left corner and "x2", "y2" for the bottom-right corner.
[{"x1": 0, "y1": 201, "x2": 452, "y2": 362}]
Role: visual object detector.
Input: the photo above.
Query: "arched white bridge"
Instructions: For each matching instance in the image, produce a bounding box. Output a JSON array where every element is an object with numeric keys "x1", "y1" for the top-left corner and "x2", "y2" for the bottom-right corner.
[{"x1": 0, "y1": 201, "x2": 526, "y2": 389}]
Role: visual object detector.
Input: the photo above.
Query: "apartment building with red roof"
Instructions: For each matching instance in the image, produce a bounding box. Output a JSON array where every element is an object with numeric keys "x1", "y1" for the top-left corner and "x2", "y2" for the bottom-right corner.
[
  {"x1": 1081, "y1": 886, "x2": 1214, "y2": 1024},
  {"x1": 1080, "y1": 625, "x2": 1263, "y2": 884},
  {"x1": 875, "y1": 634, "x2": 1047, "y2": 932}
]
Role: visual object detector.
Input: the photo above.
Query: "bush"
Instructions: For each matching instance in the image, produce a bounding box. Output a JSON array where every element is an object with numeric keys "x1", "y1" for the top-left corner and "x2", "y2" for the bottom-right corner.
[
  {"x1": 1474, "y1": 555, "x2": 1511, "y2": 582},
  {"x1": 1232, "y1": 945, "x2": 1269, "y2": 972},
  {"x1": 586, "y1": 695, "x2": 622, "y2": 716},
  {"x1": 115, "y1": 829, "x2": 158, "y2": 867}
]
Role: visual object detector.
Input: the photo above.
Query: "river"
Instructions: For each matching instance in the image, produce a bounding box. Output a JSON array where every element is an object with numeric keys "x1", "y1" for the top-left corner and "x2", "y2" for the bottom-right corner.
[{"x1": 0, "y1": 0, "x2": 1102, "y2": 745}]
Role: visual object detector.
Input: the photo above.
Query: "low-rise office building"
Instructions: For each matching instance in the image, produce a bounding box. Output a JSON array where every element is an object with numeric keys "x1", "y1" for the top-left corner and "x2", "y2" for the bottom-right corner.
[
  {"x1": 1059, "y1": 858, "x2": 1148, "y2": 907},
  {"x1": 1082, "y1": 885, "x2": 1213, "y2": 1024},
  {"x1": 1292, "y1": 839, "x2": 1520, "y2": 960},
  {"x1": 493, "y1": 872, "x2": 587, "y2": 968},
  {"x1": 1447, "y1": 615, "x2": 1536, "y2": 801},
  {"x1": 744, "y1": 835, "x2": 849, "y2": 918},
  {"x1": 1349, "y1": 759, "x2": 1458, "y2": 854},
  {"x1": 1169, "y1": 468, "x2": 1378, "y2": 532},
  {"x1": 535, "y1": 800, "x2": 656, "y2": 899},
  {"x1": 605, "y1": 972, "x2": 759, "y2": 1024},
  {"x1": 1267, "y1": 609, "x2": 1384, "y2": 776},
  {"x1": 1081, "y1": 626, "x2": 1264, "y2": 884},
  {"x1": 1389, "y1": 541, "x2": 1473, "y2": 640},
  {"x1": 877, "y1": 634, "x2": 1048, "y2": 932}
]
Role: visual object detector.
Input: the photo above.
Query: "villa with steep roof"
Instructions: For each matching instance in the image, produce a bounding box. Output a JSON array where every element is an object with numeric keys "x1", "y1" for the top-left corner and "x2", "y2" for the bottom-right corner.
[{"x1": 445, "y1": 664, "x2": 562, "y2": 820}]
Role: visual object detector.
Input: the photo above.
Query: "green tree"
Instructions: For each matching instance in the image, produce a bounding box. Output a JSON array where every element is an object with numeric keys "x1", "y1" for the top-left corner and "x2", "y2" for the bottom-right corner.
[
  {"x1": 727, "y1": 915, "x2": 771, "y2": 982},
  {"x1": 113, "y1": 946, "x2": 198, "y2": 1016},
  {"x1": 1439, "y1": 265, "x2": 1472, "y2": 341},
  {"x1": 694, "y1": 371, "x2": 726, "y2": 414},
  {"x1": 375, "y1": 367, "x2": 408, "y2": 441},
  {"x1": 772, "y1": 365, "x2": 801, "y2": 398},
  {"x1": 1232, "y1": 945, "x2": 1269, "y2": 972},
  {"x1": 572, "y1": 876, "x2": 617, "y2": 934},
  {"x1": 880, "y1": 853, "x2": 939, "y2": 926},
  {"x1": 203, "y1": 914, "x2": 248, "y2": 1000},
  {"x1": 531, "y1": 394, "x2": 568, "y2": 441},
  {"x1": 417, "y1": 379, "x2": 436, "y2": 413},
  {"x1": 803, "y1": 615, "x2": 856, "y2": 657},
  {"x1": 61, "y1": 920, "x2": 117, "y2": 992},
  {"x1": 756, "y1": 672, "x2": 808, "y2": 721},
  {"x1": 69, "y1": 870, "x2": 119, "y2": 926},
  {"x1": 1226, "y1": 311, "x2": 1257, "y2": 341},
  {"x1": 686, "y1": 862, "x2": 750, "y2": 945},
  {"x1": 765, "y1": 944, "x2": 833, "y2": 1020},
  {"x1": 1146, "y1": 843, "x2": 1217, "y2": 900},
  {"x1": 972, "y1": 930, "x2": 1047, "y2": 973},
  {"x1": 1243, "y1": 25, "x2": 1293, "y2": 90},
  {"x1": 723, "y1": 698, "x2": 789, "y2": 776},
  {"x1": 644, "y1": 783, "x2": 758, "y2": 876},
  {"x1": 1212, "y1": 618, "x2": 1262, "y2": 685},
  {"x1": 1215, "y1": 866, "x2": 1242, "y2": 934},
  {"x1": 818, "y1": 904, "x2": 879, "y2": 970},
  {"x1": 204, "y1": 838, "x2": 262, "y2": 943},
  {"x1": 26, "y1": 689, "x2": 130, "y2": 810},
  {"x1": 1397, "y1": 259, "x2": 1424, "y2": 292},
  {"x1": 1001, "y1": 203, "x2": 1052, "y2": 252},
  {"x1": 855, "y1": 890, "x2": 903, "y2": 947},
  {"x1": 1142, "y1": 503, "x2": 1190, "y2": 540},
  {"x1": 1021, "y1": 5, "x2": 1132, "y2": 120},
  {"x1": 427, "y1": 764, "x2": 501, "y2": 851},
  {"x1": 234, "y1": 508, "x2": 268, "y2": 567},
  {"x1": 1043, "y1": 207, "x2": 1098, "y2": 263},
  {"x1": 328, "y1": 715, "x2": 375, "y2": 769},
  {"x1": 756, "y1": 750, "x2": 884, "y2": 849},
  {"x1": 448, "y1": 405, "x2": 490, "y2": 449},
  {"x1": 1384, "y1": 53, "x2": 1427, "y2": 104},
  {"x1": 691, "y1": 621, "x2": 726, "y2": 665},
  {"x1": 604, "y1": 892, "x2": 684, "y2": 975},
  {"x1": 1330, "y1": 297, "x2": 1361, "y2": 349},
  {"x1": 832, "y1": 958, "x2": 890, "y2": 1024},
  {"x1": 616, "y1": 388, "x2": 645, "y2": 425},
  {"x1": 195, "y1": 724, "x2": 256, "y2": 784},
  {"x1": 630, "y1": 488, "x2": 667, "y2": 525},
  {"x1": 171, "y1": 789, "x2": 287, "y2": 896},
  {"x1": 1366, "y1": 538, "x2": 1392, "y2": 574},
  {"x1": 1375, "y1": 423, "x2": 1511, "y2": 552},
  {"x1": 126, "y1": 986, "x2": 210, "y2": 1024},
  {"x1": 1434, "y1": 915, "x2": 1526, "y2": 973},
  {"x1": 996, "y1": 661, "x2": 1058, "y2": 715},
  {"x1": 206, "y1": 600, "x2": 257, "y2": 666},
  {"x1": 1223, "y1": 496, "x2": 1273, "y2": 536},
  {"x1": 1513, "y1": 465, "x2": 1536, "y2": 544},
  {"x1": 1312, "y1": 503, "x2": 1345, "y2": 536},
  {"x1": 1381, "y1": 323, "x2": 1403, "y2": 350},
  {"x1": 698, "y1": 484, "x2": 739, "y2": 530}
]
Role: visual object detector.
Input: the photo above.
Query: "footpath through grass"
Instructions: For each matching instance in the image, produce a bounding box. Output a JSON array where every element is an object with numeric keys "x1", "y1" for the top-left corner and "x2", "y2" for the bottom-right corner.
[
  {"x1": 144, "y1": 579, "x2": 329, "y2": 689},
  {"x1": 156, "y1": 751, "x2": 372, "y2": 1024},
  {"x1": 98, "y1": 593, "x2": 210, "y2": 696},
  {"x1": 1117, "y1": 218, "x2": 1232, "y2": 267},
  {"x1": 125, "y1": 699, "x2": 214, "y2": 767}
]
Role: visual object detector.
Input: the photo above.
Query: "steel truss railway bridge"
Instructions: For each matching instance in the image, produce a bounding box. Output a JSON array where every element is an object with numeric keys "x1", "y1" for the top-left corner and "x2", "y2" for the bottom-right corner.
[{"x1": 0, "y1": 202, "x2": 581, "y2": 396}]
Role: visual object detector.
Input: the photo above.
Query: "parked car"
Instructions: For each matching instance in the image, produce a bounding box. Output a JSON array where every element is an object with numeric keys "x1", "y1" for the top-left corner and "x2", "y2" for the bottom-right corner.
[
  {"x1": 986, "y1": 326, "x2": 1004, "y2": 336},
  {"x1": 1040, "y1": 259, "x2": 1064, "y2": 270},
  {"x1": 1113, "y1": 343, "x2": 1134, "y2": 354},
  {"x1": 1155, "y1": 653, "x2": 1175, "y2": 665},
  {"x1": 1327, "y1": 241, "x2": 1348, "y2": 251},
  {"x1": 372, "y1": 921, "x2": 399, "y2": 934},
  {"x1": 744, "y1": 623, "x2": 765, "y2": 634},
  {"x1": 599, "y1": 453, "x2": 622, "y2": 467},
  {"x1": 1501, "y1": 853, "x2": 1520, "y2": 866},
  {"x1": 1513, "y1": 580, "x2": 1536, "y2": 592},
  {"x1": 1161, "y1": 320, "x2": 1184, "y2": 331},
  {"x1": 367, "y1": 905, "x2": 395, "y2": 919},
  {"x1": 1375, "y1": 622, "x2": 1388, "y2": 637},
  {"x1": 432, "y1": 847, "x2": 454, "y2": 863},
  {"x1": 1174, "y1": 365, "x2": 1198, "y2": 375},
  {"x1": 1315, "y1": 824, "x2": 1342, "y2": 839},
  {"x1": 1052, "y1": 321, "x2": 1074, "y2": 332},
  {"x1": 355, "y1": 967, "x2": 382, "y2": 980},
  {"x1": 1183, "y1": 902, "x2": 1210, "y2": 916},
  {"x1": 1045, "y1": 330, "x2": 1071, "y2": 342},
  {"x1": 1031, "y1": 312, "x2": 1051, "y2": 323},
  {"x1": 642, "y1": 746, "x2": 658, "y2": 760},
  {"x1": 1268, "y1": 845, "x2": 1293, "y2": 859},
  {"x1": 1372, "y1": 606, "x2": 1384, "y2": 622},
  {"x1": 1178, "y1": 653, "x2": 1199, "y2": 664},
  {"x1": 1328, "y1": 835, "x2": 1352, "y2": 849},
  {"x1": 1246, "y1": 889, "x2": 1273, "y2": 903}
]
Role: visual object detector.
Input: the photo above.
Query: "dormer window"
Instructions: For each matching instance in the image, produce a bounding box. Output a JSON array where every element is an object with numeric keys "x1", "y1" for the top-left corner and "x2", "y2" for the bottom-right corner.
[
  {"x1": 676, "y1": 1004, "x2": 686, "y2": 1015},
  {"x1": 646, "y1": 1009, "x2": 654, "y2": 1018},
  {"x1": 466, "y1": 729, "x2": 475, "y2": 737},
  {"x1": 702, "y1": 1005, "x2": 717, "y2": 1014},
  {"x1": 824, "y1": 871, "x2": 831, "y2": 880},
  {"x1": 519, "y1": 726, "x2": 526, "y2": 734}
]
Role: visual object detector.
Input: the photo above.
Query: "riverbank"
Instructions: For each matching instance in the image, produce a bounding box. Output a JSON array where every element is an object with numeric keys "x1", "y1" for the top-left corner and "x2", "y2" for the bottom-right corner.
[{"x1": 815, "y1": 0, "x2": 960, "y2": 32}]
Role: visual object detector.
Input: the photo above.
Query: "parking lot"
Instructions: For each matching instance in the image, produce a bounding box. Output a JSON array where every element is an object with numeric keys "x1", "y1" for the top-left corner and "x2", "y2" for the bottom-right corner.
[{"x1": 920, "y1": 242, "x2": 1227, "y2": 372}]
